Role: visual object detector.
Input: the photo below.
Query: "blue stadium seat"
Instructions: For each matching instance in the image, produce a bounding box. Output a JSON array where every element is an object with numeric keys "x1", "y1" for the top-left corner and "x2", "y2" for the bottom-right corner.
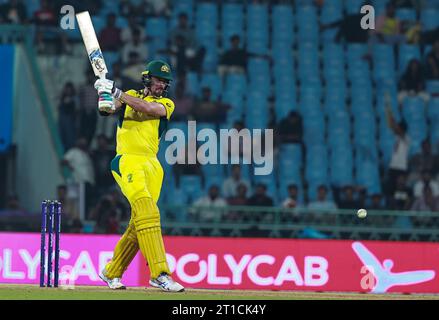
[
  {"x1": 323, "y1": 43, "x2": 345, "y2": 65},
  {"x1": 353, "y1": 113, "x2": 377, "y2": 149},
  {"x1": 272, "y1": 4, "x2": 295, "y2": 47},
  {"x1": 279, "y1": 143, "x2": 303, "y2": 168},
  {"x1": 224, "y1": 73, "x2": 247, "y2": 94},
  {"x1": 327, "y1": 110, "x2": 351, "y2": 145},
  {"x1": 324, "y1": 82, "x2": 347, "y2": 104},
  {"x1": 428, "y1": 98, "x2": 439, "y2": 122},
  {"x1": 396, "y1": 8, "x2": 417, "y2": 22},
  {"x1": 330, "y1": 145, "x2": 354, "y2": 187},
  {"x1": 305, "y1": 146, "x2": 329, "y2": 191},
  {"x1": 180, "y1": 175, "x2": 203, "y2": 201},
  {"x1": 355, "y1": 161, "x2": 382, "y2": 194},
  {"x1": 323, "y1": 64, "x2": 346, "y2": 82},
  {"x1": 421, "y1": 9, "x2": 439, "y2": 30},
  {"x1": 303, "y1": 114, "x2": 325, "y2": 146},
  {"x1": 344, "y1": 0, "x2": 365, "y2": 14},
  {"x1": 296, "y1": 6, "x2": 319, "y2": 42},
  {"x1": 320, "y1": 4, "x2": 343, "y2": 41},
  {"x1": 402, "y1": 96, "x2": 426, "y2": 120},
  {"x1": 185, "y1": 72, "x2": 199, "y2": 97},
  {"x1": 426, "y1": 80, "x2": 439, "y2": 95},
  {"x1": 221, "y1": 3, "x2": 244, "y2": 49},
  {"x1": 324, "y1": 94, "x2": 348, "y2": 115}
]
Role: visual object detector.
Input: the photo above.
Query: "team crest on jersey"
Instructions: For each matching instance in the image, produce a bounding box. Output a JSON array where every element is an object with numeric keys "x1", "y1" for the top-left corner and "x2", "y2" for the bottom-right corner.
[
  {"x1": 161, "y1": 64, "x2": 170, "y2": 73},
  {"x1": 127, "y1": 173, "x2": 133, "y2": 183},
  {"x1": 89, "y1": 49, "x2": 106, "y2": 73}
]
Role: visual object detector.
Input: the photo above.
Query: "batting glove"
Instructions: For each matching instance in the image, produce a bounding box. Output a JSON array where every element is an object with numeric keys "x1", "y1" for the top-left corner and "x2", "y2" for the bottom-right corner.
[
  {"x1": 98, "y1": 92, "x2": 116, "y2": 113},
  {"x1": 94, "y1": 78, "x2": 123, "y2": 100}
]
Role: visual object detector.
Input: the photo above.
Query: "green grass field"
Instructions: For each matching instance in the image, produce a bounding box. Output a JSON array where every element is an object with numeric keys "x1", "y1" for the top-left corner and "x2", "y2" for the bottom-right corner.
[{"x1": 1, "y1": 284, "x2": 438, "y2": 300}]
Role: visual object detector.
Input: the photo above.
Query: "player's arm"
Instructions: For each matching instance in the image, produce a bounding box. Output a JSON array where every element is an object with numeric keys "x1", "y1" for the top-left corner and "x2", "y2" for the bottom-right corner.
[
  {"x1": 94, "y1": 78, "x2": 166, "y2": 118},
  {"x1": 116, "y1": 92, "x2": 166, "y2": 118}
]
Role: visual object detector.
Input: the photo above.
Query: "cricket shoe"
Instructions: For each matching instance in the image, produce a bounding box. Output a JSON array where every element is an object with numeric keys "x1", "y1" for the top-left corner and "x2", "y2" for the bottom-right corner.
[
  {"x1": 99, "y1": 270, "x2": 126, "y2": 290},
  {"x1": 149, "y1": 273, "x2": 185, "y2": 292}
]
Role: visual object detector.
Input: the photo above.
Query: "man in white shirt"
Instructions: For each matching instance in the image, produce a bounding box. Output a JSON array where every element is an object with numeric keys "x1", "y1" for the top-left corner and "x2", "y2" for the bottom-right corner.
[
  {"x1": 192, "y1": 185, "x2": 227, "y2": 222},
  {"x1": 413, "y1": 170, "x2": 439, "y2": 198},
  {"x1": 385, "y1": 105, "x2": 410, "y2": 195},
  {"x1": 222, "y1": 164, "x2": 251, "y2": 199},
  {"x1": 62, "y1": 137, "x2": 95, "y2": 186}
]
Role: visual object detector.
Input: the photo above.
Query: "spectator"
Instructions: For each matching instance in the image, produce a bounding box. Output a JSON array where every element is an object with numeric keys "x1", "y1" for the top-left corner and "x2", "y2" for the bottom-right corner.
[
  {"x1": 276, "y1": 111, "x2": 303, "y2": 144},
  {"x1": 170, "y1": 12, "x2": 196, "y2": 49},
  {"x1": 172, "y1": 79, "x2": 194, "y2": 121},
  {"x1": 78, "y1": 71, "x2": 98, "y2": 145},
  {"x1": 408, "y1": 139, "x2": 438, "y2": 184},
  {"x1": 222, "y1": 164, "x2": 251, "y2": 199},
  {"x1": 192, "y1": 87, "x2": 228, "y2": 123},
  {"x1": 398, "y1": 59, "x2": 429, "y2": 103},
  {"x1": 426, "y1": 39, "x2": 439, "y2": 80},
  {"x1": 227, "y1": 183, "x2": 249, "y2": 206},
  {"x1": 61, "y1": 137, "x2": 95, "y2": 186},
  {"x1": 411, "y1": 185, "x2": 439, "y2": 228},
  {"x1": 385, "y1": 105, "x2": 410, "y2": 195},
  {"x1": 121, "y1": 27, "x2": 148, "y2": 65},
  {"x1": 372, "y1": 2, "x2": 405, "y2": 45},
  {"x1": 0, "y1": 0, "x2": 27, "y2": 24},
  {"x1": 61, "y1": 137, "x2": 95, "y2": 214},
  {"x1": 91, "y1": 196, "x2": 120, "y2": 234},
  {"x1": 336, "y1": 185, "x2": 361, "y2": 209},
  {"x1": 225, "y1": 183, "x2": 249, "y2": 222},
  {"x1": 33, "y1": 0, "x2": 56, "y2": 26},
  {"x1": 99, "y1": 13, "x2": 122, "y2": 52},
  {"x1": 58, "y1": 82, "x2": 77, "y2": 151},
  {"x1": 282, "y1": 184, "x2": 302, "y2": 209},
  {"x1": 167, "y1": 13, "x2": 205, "y2": 76},
  {"x1": 192, "y1": 185, "x2": 227, "y2": 222},
  {"x1": 247, "y1": 183, "x2": 274, "y2": 207},
  {"x1": 218, "y1": 35, "x2": 248, "y2": 76},
  {"x1": 247, "y1": 183, "x2": 274, "y2": 222},
  {"x1": 319, "y1": 6, "x2": 370, "y2": 43},
  {"x1": 282, "y1": 184, "x2": 302, "y2": 223},
  {"x1": 413, "y1": 170, "x2": 439, "y2": 199},
  {"x1": 387, "y1": 174, "x2": 412, "y2": 210},
  {"x1": 91, "y1": 134, "x2": 116, "y2": 198},
  {"x1": 307, "y1": 185, "x2": 337, "y2": 224},
  {"x1": 368, "y1": 193, "x2": 385, "y2": 210},
  {"x1": 121, "y1": 15, "x2": 146, "y2": 44},
  {"x1": 307, "y1": 185, "x2": 337, "y2": 211}
]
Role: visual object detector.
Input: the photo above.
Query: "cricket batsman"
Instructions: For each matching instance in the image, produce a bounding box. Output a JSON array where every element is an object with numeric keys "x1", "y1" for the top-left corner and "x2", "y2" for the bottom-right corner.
[{"x1": 93, "y1": 60, "x2": 184, "y2": 292}]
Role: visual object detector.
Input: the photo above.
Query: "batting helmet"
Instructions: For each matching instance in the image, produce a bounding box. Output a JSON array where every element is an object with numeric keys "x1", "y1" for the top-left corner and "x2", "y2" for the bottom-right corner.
[{"x1": 141, "y1": 60, "x2": 173, "y2": 96}]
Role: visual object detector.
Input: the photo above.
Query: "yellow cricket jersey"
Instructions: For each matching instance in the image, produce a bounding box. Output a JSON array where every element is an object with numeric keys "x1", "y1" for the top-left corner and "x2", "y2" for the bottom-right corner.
[{"x1": 116, "y1": 89, "x2": 175, "y2": 156}]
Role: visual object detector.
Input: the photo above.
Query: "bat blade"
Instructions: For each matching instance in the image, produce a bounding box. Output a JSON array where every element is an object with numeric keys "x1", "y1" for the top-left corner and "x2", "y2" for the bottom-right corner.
[{"x1": 75, "y1": 11, "x2": 108, "y2": 79}]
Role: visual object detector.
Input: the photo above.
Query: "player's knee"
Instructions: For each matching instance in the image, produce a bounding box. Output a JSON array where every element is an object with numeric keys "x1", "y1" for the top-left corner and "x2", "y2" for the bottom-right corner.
[
  {"x1": 134, "y1": 215, "x2": 160, "y2": 231},
  {"x1": 132, "y1": 197, "x2": 161, "y2": 231}
]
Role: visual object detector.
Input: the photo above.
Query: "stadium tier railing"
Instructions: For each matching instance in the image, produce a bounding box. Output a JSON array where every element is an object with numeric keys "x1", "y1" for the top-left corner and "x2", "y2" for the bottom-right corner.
[{"x1": 158, "y1": 205, "x2": 439, "y2": 242}]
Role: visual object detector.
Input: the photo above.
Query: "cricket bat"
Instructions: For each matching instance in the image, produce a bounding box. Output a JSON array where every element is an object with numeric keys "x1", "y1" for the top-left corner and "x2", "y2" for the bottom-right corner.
[{"x1": 75, "y1": 11, "x2": 108, "y2": 79}]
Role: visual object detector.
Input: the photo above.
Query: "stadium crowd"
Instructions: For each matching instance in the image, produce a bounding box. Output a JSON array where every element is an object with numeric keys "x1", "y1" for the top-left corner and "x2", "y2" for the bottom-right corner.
[{"x1": 1, "y1": 0, "x2": 439, "y2": 235}]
